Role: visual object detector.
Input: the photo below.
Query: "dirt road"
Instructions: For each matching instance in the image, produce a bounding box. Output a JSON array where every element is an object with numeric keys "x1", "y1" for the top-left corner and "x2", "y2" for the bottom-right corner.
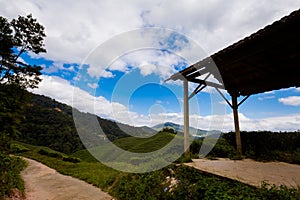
[
  {"x1": 21, "y1": 157, "x2": 113, "y2": 200},
  {"x1": 186, "y1": 158, "x2": 300, "y2": 188}
]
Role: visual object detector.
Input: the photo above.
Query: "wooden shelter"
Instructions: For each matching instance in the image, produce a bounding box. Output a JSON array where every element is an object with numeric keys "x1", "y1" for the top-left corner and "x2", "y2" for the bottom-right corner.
[{"x1": 166, "y1": 9, "x2": 300, "y2": 156}]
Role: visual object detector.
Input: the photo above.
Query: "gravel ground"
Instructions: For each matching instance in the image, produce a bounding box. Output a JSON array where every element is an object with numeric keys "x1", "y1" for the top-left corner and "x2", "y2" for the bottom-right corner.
[
  {"x1": 185, "y1": 158, "x2": 300, "y2": 188},
  {"x1": 20, "y1": 157, "x2": 113, "y2": 200}
]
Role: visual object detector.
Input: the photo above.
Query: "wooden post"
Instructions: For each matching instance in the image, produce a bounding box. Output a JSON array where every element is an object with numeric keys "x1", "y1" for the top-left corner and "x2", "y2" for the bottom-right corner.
[
  {"x1": 232, "y1": 93, "x2": 242, "y2": 156},
  {"x1": 183, "y1": 80, "x2": 190, "y2": 156}
]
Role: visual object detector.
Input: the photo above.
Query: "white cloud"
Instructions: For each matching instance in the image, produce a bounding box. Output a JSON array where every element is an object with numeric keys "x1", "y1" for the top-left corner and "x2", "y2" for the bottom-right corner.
[
  {"x1": 29, "y1": 75, "x2": 300, "y2": 132},
  {"x1": 2, "y1": 0, "x2": 299, "y2": 77},
  {"x1": 31, "y1": 75, "x2": 127, "y2": 119},
  {"x1": 4, "y1": 1, "x2": 300, "y2": 132},
  {"x1": 139, "y1": 62, "x2": 156, "y2": 76},
  {"x1": 279, "y1": 96, "x2": 300, "y2": 106},
  {"x1": 43, "y1": 61, "x2": 76, "y2": 73},
  {"x1": 87, "y1": 83, "x2": 99, "y2": 89},
  {"x1": 258, "y1": 96, "x2": 275, "y2": 101},
  {"x1": 265, "y1": 91, "x2": 275, "y2": 94},
  {"x1": 82, "y1": 29, "x2": 189, "y2": 80}
]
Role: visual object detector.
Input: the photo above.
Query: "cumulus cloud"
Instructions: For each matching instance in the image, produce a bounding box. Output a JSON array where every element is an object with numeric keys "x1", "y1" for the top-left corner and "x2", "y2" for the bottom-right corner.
[
  {"x1": 87, "y1": 83, "x2": 99, "y2": 89},
  {"x1": 258, "y1": 96, "x2": 275, "y2": 101},
  {"x1": 31, "y1": 75, "x2": 126, "y2": 119},
  {"x1": 83, "y1": 29, "x2": 191, "y2": 80},
  {"x1": 30, "y1": 75, "x2": 300, "y2": 131},
  {"x1": 3, "y1": 1, "x2": 300, "y2": 132},
  {"x1": 1, "y1": 0, "x2": 299, "y2": 75},
  {"x1": 279, "y1": 96, "x2": 300, "y2": 106},
  {"x1": 42, "y1": 61, "x2": 76, "y2": 74}
]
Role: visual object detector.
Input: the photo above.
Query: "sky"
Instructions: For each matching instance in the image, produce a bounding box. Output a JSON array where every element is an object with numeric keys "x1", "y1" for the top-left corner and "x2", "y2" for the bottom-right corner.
[{"x1": 1, "y1": 0, "x2": 300, "y2": 132}]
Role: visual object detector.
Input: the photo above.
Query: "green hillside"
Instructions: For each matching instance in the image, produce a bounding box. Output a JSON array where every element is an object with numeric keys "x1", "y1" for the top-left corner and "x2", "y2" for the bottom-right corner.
[
  {"x1": 15, "y1": 141, "x2": 300, "y2": 200},
  {"x1": 72, "y1": 131, "x2": 181, "y2": 161},
  {"x1": 17, "y1": 93, "x2": 151, "y2": 154},
  {"x1": 113, "y1": 131, "x2": 176, "y2": 153}
]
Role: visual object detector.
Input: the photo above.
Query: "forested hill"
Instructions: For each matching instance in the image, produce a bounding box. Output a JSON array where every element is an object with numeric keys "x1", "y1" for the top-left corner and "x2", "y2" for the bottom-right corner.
[{"x1": 17, "y1": 93, "x2": 151, "y2": 154}]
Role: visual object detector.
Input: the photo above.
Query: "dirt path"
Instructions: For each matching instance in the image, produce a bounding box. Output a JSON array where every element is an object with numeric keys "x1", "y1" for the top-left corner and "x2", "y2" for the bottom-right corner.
[
  {"x1": 185, "y1": 158, "x2": 300, "y2": 188},
  {"x1": 21, "y1": 157, "x2": 113, "y2": 200}
]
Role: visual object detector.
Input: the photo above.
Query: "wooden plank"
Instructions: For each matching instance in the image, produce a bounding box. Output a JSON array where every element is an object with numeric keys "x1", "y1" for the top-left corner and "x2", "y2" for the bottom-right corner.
[{"x1": 183, "y1": 80, "x2": 190, "y2": 156}]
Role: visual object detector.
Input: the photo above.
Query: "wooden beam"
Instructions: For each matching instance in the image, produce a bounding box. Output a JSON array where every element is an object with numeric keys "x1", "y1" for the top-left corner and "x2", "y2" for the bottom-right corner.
[
  {"x1": 189, "y1": 79, "x2": 224, "y2": 90},
  {"x1": 232, "y1": 94, "x2": 242, "y2": 156},
  {"x1": 183, "y1": 79, "x2": 190, "y2": 156}
]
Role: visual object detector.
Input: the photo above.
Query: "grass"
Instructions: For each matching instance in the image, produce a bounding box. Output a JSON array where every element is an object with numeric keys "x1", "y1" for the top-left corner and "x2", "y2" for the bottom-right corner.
[
  {"x1": 0, "y1": 154, "x2": 27, "y2": 199},
  {"x1": 14, "y1": 141, "x2": 300, "y2": 199},
  {"x1": 73, "y1": 132, "x2": 184, "y2": 172},
  {"x1": 113, "y1": 131, "x2": 178, "y2": 153},
  {"x1": 14, "y1": 142, "x2": 120, "y2": 191}
]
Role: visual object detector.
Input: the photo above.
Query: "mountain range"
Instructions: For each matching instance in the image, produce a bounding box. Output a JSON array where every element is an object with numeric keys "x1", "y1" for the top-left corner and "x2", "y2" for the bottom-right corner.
[{"x1": 152, "y1": 122, "x2": 209, "y2": 138}]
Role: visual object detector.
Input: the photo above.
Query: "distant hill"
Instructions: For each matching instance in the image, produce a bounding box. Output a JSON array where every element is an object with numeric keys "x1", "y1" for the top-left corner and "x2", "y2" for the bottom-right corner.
[
  {"x1": 152, "y1": 122, "x2": 209, "y2": 137},
  {"x1": 18, "y1": 93, "x2": 155, "y2": 154},
  {"x1": 73, "y1": 130, "x2": 184, "y2": 169}
]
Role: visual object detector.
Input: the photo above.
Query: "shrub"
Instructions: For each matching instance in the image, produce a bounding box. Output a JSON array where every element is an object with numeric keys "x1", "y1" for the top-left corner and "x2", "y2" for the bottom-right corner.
[
  {"x1": 190, "y1": 140, "x2": 202, "y2": 156},
  {"x1": 111, "y1": 171, "x2": 165, "y2": 199},
  {"x1": 0, "y1": 154, "x2": 26, "y2": 198},
  {"x1": 48, "y1": 152, "x2": 63, "y2": 159},
  {"x1": 208, "y1": 138, "x2": 237, "y2": 158},
  {"x1": 38, "y1": 149, "x2": 63, "y2": 159},
  {"x1": 62, "y1": 156, "x2": 81, "y2": 163},
  {"x1": 10, "y1": 143, "x2": 29, "y2": 153},
  {"x1": 292, "y1": 149, "x2": 300, "y2": 164},
  {"x1": 37, "y1": 149, "x2": 49, "y2": 156}
]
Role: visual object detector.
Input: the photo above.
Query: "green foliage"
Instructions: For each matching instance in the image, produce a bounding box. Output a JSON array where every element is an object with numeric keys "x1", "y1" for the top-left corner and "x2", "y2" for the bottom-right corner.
[
  {"x1": 17, "y1": 93, "x2": 136, "y2": 154},
  {"x1": 190, "y1": 140, "x2": 201, "y2": 155},
  {"x1": 18, "y1": 94, "x2": 84, "y2": 154},
  {"x1": 111, "y1": 172, "x2": 166, "y2": 200},
  {"x1": 190, "y1": 132, "x2": 300, "y2": 162},
  {"x1": 175, "y1": 154, "x2": 192, "y2": 163},
  {"x1": 10, "y1": 143, "x2": 29, "y2": 153},
  {"x1": 160, "y1": 127, "x2": 177, "y2": 134},
  {"x1": 111, "y1": 164, "x2": 300, "y2": 200},
  {"x1": 19, "y1": 142, "x2": 300, "y2": 199},
  {"x1": 71, "y1": 149, "x2": 98, "y2": 163},
  {"x1": 19, "y1": 142, "x2": 119, "y2": 190},
  {"x1": 0, "y1": 14, "x2": 43, "y2": 150},
  {"x1": 38, "y1": 149, "x2": 63, "y2": 159},
  {"x1": 62, "y1": 156, "x2": 81, "y2": 163},
  {"x1": 37, "y1": 148, "x2": 81, "y2": 163},
  {"x1": 113, "y1": 131, "x2": 175, "y2": 153},
  {"x1": 0, "y1": 84, "x2": 29, "y2": 154},
  {"x1": 291, "y1": 149, "x2": 300, "y2": 164},
  {"x1": 189, "y1": 138, "x2": 237, "y2": 159},
  {"x1": 223, "y1": 131, "x2": 300, "y2": 162},
  {"x1": 0, "y1": 14, "x2": 46, "y2": 89},
  {"x1": 167, "y1": 165, "x2": 300, "y2": 200},
  {"x1": 208, "y1": 138, "x2": 237, "y2": 159},
  {"x1": 0, "y1": 154, "x2": 26, "y2": 199}
]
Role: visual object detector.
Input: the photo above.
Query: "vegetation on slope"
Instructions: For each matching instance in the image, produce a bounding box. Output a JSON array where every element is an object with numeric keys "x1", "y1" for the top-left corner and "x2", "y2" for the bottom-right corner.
[
  {"x1": 0, "y1": 154, "x2": 26, "y2": 199},
  {"x1": 17, "y1": 93, "x2": 156, "y2": 154},
  {"x1": 113, "y1": 130, "x2": 176, "y2": 153},
  {"x1": 190, "y1": 131, "x2": 300, "y2": 163},
  {"x1": 16, "y1": 142, "x2": 300, "y2": 200},
  {"x1": 224, "y1": 131, "x2": 300, "y2": 163},
  {"x1": 0, "y1": 13, "x2": 46, "y2": 198}
]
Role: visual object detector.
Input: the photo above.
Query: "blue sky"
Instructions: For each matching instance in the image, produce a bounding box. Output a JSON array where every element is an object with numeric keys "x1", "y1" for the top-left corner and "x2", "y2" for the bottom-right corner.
[{"x1": 2, "y1": 0, "x2": 300, "y2": 131}]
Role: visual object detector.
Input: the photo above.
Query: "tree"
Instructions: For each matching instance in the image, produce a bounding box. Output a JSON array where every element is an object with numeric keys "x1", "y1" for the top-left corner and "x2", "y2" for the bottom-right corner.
[
  {"x1": 0, "y1": 14, "x2": 46, "y2": 197},
  {"x1": 160, "y1": 127, "x2": 177, "y2": 134},
  {"x1": 0, "y1": 14, "x2": 46, "y2": 89},
  {"x1": 0, "y1": 14, "x2": 46, "y2": 152}
]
